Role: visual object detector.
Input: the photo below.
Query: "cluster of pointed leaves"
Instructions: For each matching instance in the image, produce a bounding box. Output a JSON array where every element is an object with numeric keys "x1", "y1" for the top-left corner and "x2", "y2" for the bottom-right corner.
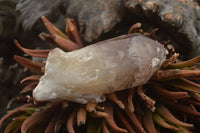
[{"x1": 1, "y1": 17, "x2": 200, "y2": 133}]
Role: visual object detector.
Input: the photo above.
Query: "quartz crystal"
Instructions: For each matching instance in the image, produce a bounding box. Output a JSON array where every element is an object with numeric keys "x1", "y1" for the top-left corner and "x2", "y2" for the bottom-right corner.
[{"x1": 33, "y1": 34, "x2": 167, "y2": 104}]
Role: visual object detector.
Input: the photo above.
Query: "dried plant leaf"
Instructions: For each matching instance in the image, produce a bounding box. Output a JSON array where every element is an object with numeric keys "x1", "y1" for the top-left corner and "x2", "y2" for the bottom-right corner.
[
  {"x1": 0, "y1": 103, "x2": 34, "y2": 127},
  {"x1": 128, "y1": 88, "x2": 135, "y2": 112},
  {"x1": 166, "y1": 78, "x2": 200, "y2": 93},
  {"x1": 150, "y1": 83, "x2": 189, "y2": 100},
  {"x1": 142, "y1": 110, "x2": 157, "y2": 133},
  {"x1": 13, "y1": 116, "x2": 28, "y2": 122},
  {"x1": 39, "y1": 32, "x2": 57, "y2": 44},
  {"x1": 102, "y1": 120, "x2": 110, "y2": 133},
  {"x1": 41, "y1": 16, "x2": 68, "y2": 39},
  {"x1": 53, "y1": 34, "x2": 81, "y2": 51},
  {"x1": 14, "y1": 56, "x2": 44, "y2": 73},
  {"x1": 168, "y1": 56, "x2": 200, "y2": 69},
  {"x1": 44, "y1": 116, "x2": 56, "y2": 133},
  {"x1": 20, "y1": 81, "x2": 38, "y2": 93},
  {"x1": 103, "y1": 103, "x2": 127, "y2": 133},
  {"x1": 124, "y1": 107, "x2": 146, "y2": 133},
  {"x1": 14, "y1": 40, "x2": 51, "y2": 58},
  {"x1": 153, "y1": 113, "x2": 179, "y2": 131},
  {"x1": 66, "y1": 111, "x2": 76, "y2": 133},
  {"x1": 21, "y1": 110, "x2": 53, "y2": 133},
  {"x1": 65, "y1": 18, "x2": 83, "y2": 47},
  {"x1": 54, "y1": 109, "x2": 67, "y2": 133},
  {"x1": 116, "y1": 108, "x2": 135, "y2": 133},
  {"x1": 152, "y1": 69, "x2": 200, "y2": 80},
  {"x1": 107, "y1": 93, "x2": 125, "y2": 109},
  {"x1": 20, "y1": 75, "x2": 41, "y2": 84},
  {"x1": 4, "y1": 120, "x2": 22, "y2": 133},
  {"x1": 137, "y1": 86, "x2": 155, "y2": 111},
  {"x1": 156, "y1": 105, "x2": 193, "y2": 128},
  {"x1": 86, "y1": 103, "x2": 97, "y2": 112},
  {"x1": 168, "y1": 103, "x2": 200, "y2": 117},
  {"x1": 77, "y1": 107, "x2": 87, "y2": 126}
]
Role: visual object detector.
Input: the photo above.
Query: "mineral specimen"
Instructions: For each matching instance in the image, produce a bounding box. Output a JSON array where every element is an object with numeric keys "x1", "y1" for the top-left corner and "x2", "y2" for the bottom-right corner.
[{"x1": 33, "y1": 34, "x2": 167, "y2": 104}]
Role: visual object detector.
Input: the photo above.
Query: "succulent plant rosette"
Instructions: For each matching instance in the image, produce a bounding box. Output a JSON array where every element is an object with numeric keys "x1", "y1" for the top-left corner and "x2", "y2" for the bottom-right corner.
[{"x1": 1, "y1": 16, "x2": 200, "y2": 133}]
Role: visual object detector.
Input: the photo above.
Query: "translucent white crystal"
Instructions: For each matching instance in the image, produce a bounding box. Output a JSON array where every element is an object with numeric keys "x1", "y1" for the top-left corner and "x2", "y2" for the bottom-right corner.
[{"x1": 33, "y1": 34, "x2": 167, "y2": 104}]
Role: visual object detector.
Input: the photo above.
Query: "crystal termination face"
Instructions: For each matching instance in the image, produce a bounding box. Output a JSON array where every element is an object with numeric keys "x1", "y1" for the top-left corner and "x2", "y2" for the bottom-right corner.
[{"x1": 33, "y1": 34, "x2": 167, "y2": 104}]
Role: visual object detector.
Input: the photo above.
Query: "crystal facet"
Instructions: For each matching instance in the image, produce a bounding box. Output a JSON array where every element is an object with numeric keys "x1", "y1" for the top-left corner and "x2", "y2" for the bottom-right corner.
[{"x1": 33, "y1": 34, "x2": 167, "y2": 104}]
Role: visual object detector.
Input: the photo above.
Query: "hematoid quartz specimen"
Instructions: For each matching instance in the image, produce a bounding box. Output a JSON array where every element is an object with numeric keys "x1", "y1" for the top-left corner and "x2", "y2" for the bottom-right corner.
[{"x1": 33, "y1": 34, "x2": 166, "y2": 103}]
